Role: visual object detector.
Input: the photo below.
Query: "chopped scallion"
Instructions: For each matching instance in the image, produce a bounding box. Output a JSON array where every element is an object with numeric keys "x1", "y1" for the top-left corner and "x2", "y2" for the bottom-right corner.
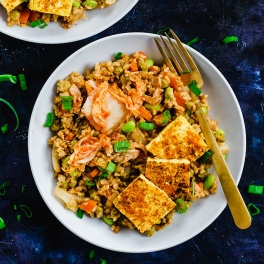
[
  {"x1": 247, "y1": 203, "x2": 260, "y2": 217},
  {"x1": 18, "y1": 74, "x2": 27, "y2": 90},
  {"x1": 61, "y1": 96, "x2": 73, "y2": 111},
  {"x1": 20, "y1": 205, "x2": 32, "y2": 218},
  {"x1": 105, "y1": 161, "x2": 116, "y2": 173},
  {"x1": 43, "y1": 112, "x2": 55, "y2": 127},
  {"x1": 17, "y1": 215, "x2": 21, "y2": 221},
  {"x1": 156, "y1": 27, "x2": 171, "y2": 35},
  {"x1": 0, "y1": 98, "x2": 19, "y2": 131},
  {"x1": 203, "y1": 174, "x2": 215, "y2": 190},
  {"x1": 114, "y1": 141, "x2": 130, "y2": 152},
  {"x1": 161, "y1": 110, "x2": 171, "y2": 124},
  {"x1": 76, "y1": 208, "x2": 84, "y2": 219},
  {"x1": 72, "y1": 0, "x2": 80, "y2": 7},
  {"x1": 85, "y1": 180, "x2": 95, "y2": 187},
  {"x1": 198, "y1": 150, "x2": 213, "y2": 163},
  {"x1": 144, "y1": 103, "x2": 161, "y2": 111},
  {"x1": 222, "y1": 35, "x2": 238, "y2": 44},
  {"x1": 30, "y1": 19, "x2": 48, "y2": 29},
  {"x1": 0, "y1": 181, "x2": 10, "y2": 196},
  {"x1": 1, "y1": 124, "x2": 8, "y2": 134},
  {"x1": 99, "y1": 258, "x2": 107, "y2": 264},
  {"x1": 188, "y1": 80, "x2": 201, "y2": 96},
  {"x1": 89, "y1": 249, "x2": 95, "y2": 260},
  {"x1": 102, "y1": 215, "x2": 114, "y2": 225},
  {"x1": 0, "y1": 74, "x2": 17, "y2": 83},
  {"x1": 186, "y1": 36, "x2": 199, "y2": 46},
  {"x1": 247, "y1": 185, "x2": 263, "y2": 195},
  {"x1": 0, "y1": 217, "x2": 6, "y2": 230},
  {"x1": 139, "y1": 122, "x2": 154, "y2": 131}
]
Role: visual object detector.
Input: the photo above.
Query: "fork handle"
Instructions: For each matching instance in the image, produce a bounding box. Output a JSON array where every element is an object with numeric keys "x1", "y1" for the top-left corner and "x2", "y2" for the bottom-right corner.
[{"x1": 195, "y1": 102, "x2": 251, "y2": 229}]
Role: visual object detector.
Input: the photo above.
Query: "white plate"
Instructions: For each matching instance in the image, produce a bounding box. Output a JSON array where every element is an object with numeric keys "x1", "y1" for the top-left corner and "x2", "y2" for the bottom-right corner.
[
  {"x1": 28, "y1": 33, "x2": 246, "y2": 253},
  {"x1": 0, "y1": 1, "x2": 138, "y2": 44}
]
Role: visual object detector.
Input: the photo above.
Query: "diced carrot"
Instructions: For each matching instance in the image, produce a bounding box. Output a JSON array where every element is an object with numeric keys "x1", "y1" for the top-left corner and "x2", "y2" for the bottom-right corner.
[
  {"x1": 29, "y1": 11, "x2": 39, "y2": 22},
  {"x1": 197, "y1": 182, "x2": 203, "y2": 190},
  {"x1": 174, "y1": 91, "x2": 186, "y2": 108},
  {"x1": 19, "y1": 9, "x2": 31, "y2": 24},
  {"x1": 65, "y1": 132, "x2": 74, "y2": 141},
  {"x1": 138, "y1": 51, "x2": 148, "y2": 59},
  {"x1": 169, "y1": 77, "x2": 178, "y2": 89},
  {"x1": 90, "y1": 168, "x2": 100, "y2": 178},
  {"x1": 131, "y1": 59, "x2": 138, "y2": 72},
  {"x1": 138, "y1": 106, "x2": 152, "y2": 121},
  {"x1": 79, "y1": 200, "x2": 97, "y2": 213},
  {"x1": 148, "y1": 66, "x2": 155, "y2": 72}
]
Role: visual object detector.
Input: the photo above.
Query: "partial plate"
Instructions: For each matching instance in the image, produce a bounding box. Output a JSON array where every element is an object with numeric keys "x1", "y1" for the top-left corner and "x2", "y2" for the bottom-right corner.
[
  {"x1": 28, "y1": 32, "x2": 246, "y2": 253},
  {"x1": 0, "y1": 1, "x2": 138, "y2": 44}
]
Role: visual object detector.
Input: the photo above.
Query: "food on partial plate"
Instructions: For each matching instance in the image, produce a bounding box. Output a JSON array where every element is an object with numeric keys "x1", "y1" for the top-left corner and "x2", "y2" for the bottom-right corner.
[
  {"x1": 47, "y1": 51, "x2": 229, "y2": 236},
  {"x1": 0, "y1": 0, "x2": 117, "y2": 29}
]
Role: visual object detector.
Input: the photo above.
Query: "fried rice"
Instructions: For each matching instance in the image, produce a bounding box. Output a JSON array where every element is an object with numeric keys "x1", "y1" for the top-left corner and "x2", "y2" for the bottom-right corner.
[{"x1": 47, "y1": 51, "x2": 229, "y2": 236}]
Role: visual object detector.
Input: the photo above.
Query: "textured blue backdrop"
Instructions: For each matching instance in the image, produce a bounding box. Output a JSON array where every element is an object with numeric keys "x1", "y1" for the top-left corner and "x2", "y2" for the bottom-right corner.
[{"x1": 0, "y1": 0, "x2": 263, "y2": 263}]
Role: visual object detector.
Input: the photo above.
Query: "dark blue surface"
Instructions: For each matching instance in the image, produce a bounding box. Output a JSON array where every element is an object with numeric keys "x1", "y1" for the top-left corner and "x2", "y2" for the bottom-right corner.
[{"x1": 0, "y1": 0, "x2": 264, "y2": 263}]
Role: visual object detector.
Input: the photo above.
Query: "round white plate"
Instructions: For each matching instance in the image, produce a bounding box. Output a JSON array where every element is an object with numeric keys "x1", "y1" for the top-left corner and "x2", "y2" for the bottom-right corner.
[
  {"x1": 28, "y1": 33, "x2": 246, "y2": 253},
  {"x1": 0, "y1": 1, "x2": 138, "y2": 44}
]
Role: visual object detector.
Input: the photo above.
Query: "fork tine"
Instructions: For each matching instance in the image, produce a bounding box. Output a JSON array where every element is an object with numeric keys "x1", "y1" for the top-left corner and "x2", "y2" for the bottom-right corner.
[
  {"x1": 154, "y1": 38, "x2": 178, "y2": 74},
  {"x1": 169, "y1": 29, "x2": 199, "y2": 72},
  {"x1": 163, "y1": 32, "x2": 189, "y2": 73},
  {"x1": 159, "y1": 35, "x2": 183, "y2": 74}
]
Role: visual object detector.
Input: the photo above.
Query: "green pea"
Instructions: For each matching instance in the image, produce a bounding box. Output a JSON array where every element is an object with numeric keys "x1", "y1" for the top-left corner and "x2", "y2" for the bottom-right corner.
[
  {"x1": 203, "y1": 174, "x2": 215, "y2": 190},
  {"x1": 161, "y1": 78, "x2": 170, "y2": 88},
  {"x1": 165, "y1": 87, "x2": 174, "y2": 99},
  {"x1": 138, "y1": 59, "x2": 154, "y2": 71},
  {"x1": 83, "y1": 0, "x2": 98, "y2": 8},
  {"x1": 214, "y1": 129, "x2": 225, "y2": 141},
  {"x1": 10, "y1": 10, "x2": 20, "y2": 21}
]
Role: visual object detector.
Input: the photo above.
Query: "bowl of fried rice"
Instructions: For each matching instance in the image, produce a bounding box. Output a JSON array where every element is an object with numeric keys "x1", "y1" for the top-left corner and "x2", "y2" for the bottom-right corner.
[
  {"x1": 28, "y1": 32, "x2": 246, "y2": 252},
  {"x1": 0, "y1": 0, "x2": 138, "y2": 43}
]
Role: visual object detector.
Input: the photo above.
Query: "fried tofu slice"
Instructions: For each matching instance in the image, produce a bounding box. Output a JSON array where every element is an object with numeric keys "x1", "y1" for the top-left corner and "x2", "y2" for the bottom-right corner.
[
  {"x1": 145, "y1": 157, "x2": 191, "y2": 197},
  {"x1": 0, "y1": 0, "x2": 24, "y2": 12},
  {"x1": 113, "y1": 174, "x2": 175, "y2": 233},
  {"x1": 28, "y1": 0, "x2": 72, "y2": 17},
  {"x1": 146, "y1": 115, "x2": 209, "y2": 162}
]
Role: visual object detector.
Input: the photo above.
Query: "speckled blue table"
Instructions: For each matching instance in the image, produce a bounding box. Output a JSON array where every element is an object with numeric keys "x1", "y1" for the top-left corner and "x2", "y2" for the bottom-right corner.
[{"x1": 0, "y1": 0, "x2": 264, "y2": 263}]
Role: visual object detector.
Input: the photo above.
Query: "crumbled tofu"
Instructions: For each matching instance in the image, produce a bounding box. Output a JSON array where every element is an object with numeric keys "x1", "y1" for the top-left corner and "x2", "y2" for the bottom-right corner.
[
  {"x1": 145, "y1": 157, "x2": 191, "y2": 197},
  {"x1": 0, "y1": 0, "x2": 24, "y2": 12},
  {"x1": 28, "y1": 0, "x2": 72, "y2": 17},
  {"x1": 113, "y1": 174, "x2": 175, "y2": 233},
  {"x1": 146, "y1": 115, "x2": 209, "y2": 162}
]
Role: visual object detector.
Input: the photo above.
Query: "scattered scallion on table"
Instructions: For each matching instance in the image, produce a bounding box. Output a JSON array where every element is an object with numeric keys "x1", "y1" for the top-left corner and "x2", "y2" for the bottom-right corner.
[
  {"x1": 247, "y1": 203, "x2": 260, "y2": 218},
  {"x1": 0, "y1": 217, "x2": 6, "y2": 230},
  {"x1": 0, "y1": 182, "x2": 10, "y2": 196},
  {"x1": 222, "y1": 35, "x2": 238, "y2": 44},
  {"x1": 0, "y1": 74, "x2": 17, "y2": 83},
  {"x1": 186, "y1": 36, "x2": 199, "y2": 46},
  {"x1": 1, "y1": 124, "x2": 8, "y2": 134},
  {"x1": 18, "y1": 74, "x2": 27, "y2": 90},
  {"x1": 0, "y1": 98, "x2": 19, "y2": 131},
  {"x1": 247, "y1": 185, "x2": 263, "y2": 195}
]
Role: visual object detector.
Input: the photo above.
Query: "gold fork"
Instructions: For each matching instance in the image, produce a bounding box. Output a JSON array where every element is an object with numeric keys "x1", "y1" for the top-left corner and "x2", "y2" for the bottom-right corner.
[{"x1": 155, "y1": 29, "x2": 251, "y2": 229}]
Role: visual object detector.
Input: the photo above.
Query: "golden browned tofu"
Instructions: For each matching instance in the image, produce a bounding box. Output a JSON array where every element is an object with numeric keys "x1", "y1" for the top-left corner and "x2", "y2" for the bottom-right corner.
[
  {"x1": 145, "y1": 157, "x2": 191, "y2": 197},
  {"x1": 113, "y1": 174, "x2": 175, "y2": 233},
  {"x1": 146, "y1": 115, "x2": 209, "y2": 162},
  {"x1": 29, "y1": 0, "x2": 72, "y2": 16},
  {"x1": 0, "y1": 0, "x2": 24, "y2": 12}
]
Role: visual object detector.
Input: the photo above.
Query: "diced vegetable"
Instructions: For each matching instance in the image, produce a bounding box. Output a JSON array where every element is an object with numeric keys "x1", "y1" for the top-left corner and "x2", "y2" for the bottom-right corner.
[
  {"x1": 0, "y1": 217, "x2": 6, "y2": 230},
  {"x1": 186, "y1": 36, "x2": 199, "y2": 46},
  {"x1": 222, "y1": 36, "x2": 238, "y2": 44},
  {"x1": 83, "y1": 0, "x2": 98, "y2": 8},
  {"x1": 102, "y1": 215, "x2": 114, "y2": 225},
  {"x1": 29, "y1": 11, "x2": 39, "y2": 22},
  {"x1": 43, "y1": 112, "x2": 55, "y2": 127},
  {"x1": 188, "y1": 80, "x2": 201, "y2": 96},
  {"x1": 165, "y1": 87, "x2": 174, "y2": 99},
  {"x1": 114, "y1": 141, "x2": 130, "y2": 152},
  {"x1": 90, "y1": 168, "x2": 100, "y2": 178},
  {"x1": 175, "y1": 199, "x2": 187, "y2": 213},
  {"x1": 203, "y1": 174, "x2": 215, "y2": 190},
  {"x1": 247, "y1": 185, "x2": 263, "y2": 195},
  {"x1": 114, "y1": 52, "x2": 122, "y2": 60},
  {"x1": 61, "y1": 96, "x2": 73, "y2": 111},
  {"x1": 198, "y1": 150, "x2": 213, "y2": 163},
  {"x1": 19, "y1": 8, "x2": 31, "y2": 24},
  {"x1": 18, "y1": 74, "x2": 27, "y2": 90},
  {"x1": 153, "y1": 110, "x2": 171, "y2": 126},
  {"x1": 89, "y1": 249, "x2": 95, "y2": 260},
  {"x1": 144, "y1": 103, "x2": 161, "y2": 111},
  {"x1": 0, "y1": 98, "x2": 19, "y2": 131},
  {"x1": 79, "y1": 200, "x2": 97, "y2": 213},
  {"x1": 1, "y1": 124, "x2": 8, "y2": 134},
  {"x1": 105, "y1": 161, "x2": 116, "y2": 173},
  {"x1": 138, "y1": 106, "x2": 152, "y2": 121},
  {"x1": 122, "y1": 121, "x2": 135, "y2": 133},
  {"x1": 76, "y1": 208, "x2": 84, "y2": 219},
  {"x1": 131, "y1": 59, "x2": 138, "y2": 72},
  {"x1": 72, "y1": 0, "x2": 80, "y2": 7},
  {"x1": 139, "y1": 122, "x2": 154, "y2": 131},
  {"x1": 174, "y1": 91, "x2": 186, "y2": 107},
  {"x1": 214, "y1": 129, "x2": 225, "y2": 141},
  {"x1": 139, "y1": 59, "x2": 154, "y2": 71}
]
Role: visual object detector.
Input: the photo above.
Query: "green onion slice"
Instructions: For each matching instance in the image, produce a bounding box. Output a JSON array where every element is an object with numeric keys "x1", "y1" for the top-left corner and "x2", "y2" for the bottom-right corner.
[
  {"x1": 30, "y1": 19, "x2": 48, "y2": 29},
  {"x1": 162, "y1": 110, "x2": 171, "y2": 124},
  {"x1": 72, "y1": 0, "x2": 80, "y2": 7},
  {"x1": 175, "y1": 198, "x2": 188, "y2": 213},
  {"x1": 105, "y1": 161, "x2": 116, "y2": 173},
  {"x1": 89, "y1": 249, "x2": 95, "y2": 260},
  {"x1": 114, "y1": 141, "x2": 130, "y2": 152},
  {"x1": 222, "y1": 35, "x2": 238, "y2": 44},
  {"x1": 0, "y1": 98, "x2": 19, "y2": 131},
  {"x1": 139, "y1": 122, "x2": 154, "y2": 131},
  {"x1": 188, "y1": 80, "x2": 201, "y2": 96},
  {"x1": 61, "y1": 96, "x2": 73, "y2": 111},
  {"x1": 156, "y1": 27, "x2": 171, "y2": 35},
  {"x1": 1, "y1": 124, "x2": 8, "y2": 134},
  {"x1": 0, "y1": 181, "x2": 10, "y2": 196},
  {"x1": 17, "y1": 215, "x2": 21, "y2": 221},
  {"x1": 247, "y1": 185, "x2": 263, "y2": 195},
  {"x1": 85, "y1": 180, "x2": 95, "y2": 187},
  {"x1": 102, "y1": 215, "x2": 114, "y2": 225},
  {"x1": 0, "y1": 74, "x2": 17, "y2": 83},
  {"x1": 186, "y1": 36, "x2": 199, "y2": 46},
  {"x1": 247, "y1": 203, "x2": 260, "y2": 217},
  {"x1": 114, "y1": 52, "x2": 123, "y2": 60},
  {"x1": 0, "y1": 217, "x2": 6, "y2": 230},
  {"x1": 99, "y1": 258, "x2": 107, "y2": 264},
  {"x1": 20, "y1": 204, "x2": 32, "y2": 218},
  {"x1": 76, "y1": 208, "x2": 84, "y2": 219},
  {"x1": 43, "y1": 112, "x2": 55, "y2": 127},
  {"x1": 18, "y1": 74, "x2": 27, "y2": 90},
  {"x1": 121, "y1": 121, "x2": 135, "y2": 133},
  {"x1": 198, "y1": 150, "x2": 213, "y2": 163}
]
